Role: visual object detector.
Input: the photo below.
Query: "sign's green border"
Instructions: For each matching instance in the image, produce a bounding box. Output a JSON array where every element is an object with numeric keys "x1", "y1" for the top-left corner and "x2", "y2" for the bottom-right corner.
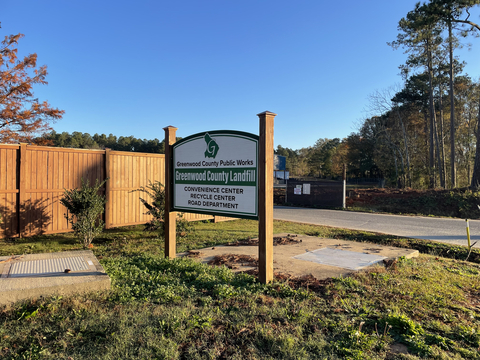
[{"x1": 171, "y1": 130, "x2": 259, "y2": 220}]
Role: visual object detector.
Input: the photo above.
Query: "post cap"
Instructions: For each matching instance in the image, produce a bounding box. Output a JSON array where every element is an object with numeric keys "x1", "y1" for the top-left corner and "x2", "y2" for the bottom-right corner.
[{"x1": 257, "y1": 111, "x2": 277, "y2": 117}]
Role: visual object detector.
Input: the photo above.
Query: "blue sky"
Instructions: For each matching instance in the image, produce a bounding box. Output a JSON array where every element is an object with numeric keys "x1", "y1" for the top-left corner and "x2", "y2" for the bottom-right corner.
[{"x1": 3, "y1": 0, "x2": 480, "y2": 149}]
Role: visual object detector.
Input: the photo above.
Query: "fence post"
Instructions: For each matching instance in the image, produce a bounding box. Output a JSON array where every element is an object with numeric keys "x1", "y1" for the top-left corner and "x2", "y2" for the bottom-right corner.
[
  {"x1": 104, "y1": 148, "x2": 111, "y2": 229},
  {"x1": 18, "y1": 143, "x2": 27, "y2": 238},
  {"x1": 258, "y1": 111, "x2": 276, "y2": 284},
  {"x1": 164, "y1": 126, "x2": 178, "y2": 258},
  {"x1": 342, "y1": 163, "x2": 346, "y2": 209}
]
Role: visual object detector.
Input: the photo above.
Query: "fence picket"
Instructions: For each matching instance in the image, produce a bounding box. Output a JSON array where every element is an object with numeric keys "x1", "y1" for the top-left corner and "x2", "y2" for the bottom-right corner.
[{"x1": 0, "y1": 145, "x2": 227, "y2": 238}]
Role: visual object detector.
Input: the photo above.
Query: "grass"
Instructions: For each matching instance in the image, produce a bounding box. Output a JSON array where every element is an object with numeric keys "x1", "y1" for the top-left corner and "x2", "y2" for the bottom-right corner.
[{"x1": 1, "y1": 220, "x2": 480, "y2": 359}]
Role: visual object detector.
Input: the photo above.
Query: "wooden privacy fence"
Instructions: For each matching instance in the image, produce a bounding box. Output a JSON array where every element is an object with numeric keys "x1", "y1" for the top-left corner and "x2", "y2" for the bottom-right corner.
[{"x1": 0, "y1": 144, "x2": 231, "y2": 238}]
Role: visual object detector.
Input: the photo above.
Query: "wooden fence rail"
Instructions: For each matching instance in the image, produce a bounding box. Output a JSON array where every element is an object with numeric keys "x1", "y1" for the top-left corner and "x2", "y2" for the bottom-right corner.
[{"x1": 0, "y1": 144, "x2": 230, "y2": 239}]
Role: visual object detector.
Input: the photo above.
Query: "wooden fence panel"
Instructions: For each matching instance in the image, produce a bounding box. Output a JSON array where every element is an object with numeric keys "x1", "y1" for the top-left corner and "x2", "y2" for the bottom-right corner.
[
  {"x1": 0, "y1": 145, "x2": 19, "y2": 238},
  {"x1": 0, "y1": 145, "x2": 232, "y2": 238},
  {"x1": 22, "y1": 146, "x2": 105, "y2": 236},
  {"x1": 106, "y1": 151, "x2": 165, "y2": 228},
  {"x1": 214, "y1": 216, "x2": 236, "y2": 223},
  {"x1": 183, "y1": 213, "x2": 214, "y2": 222}
]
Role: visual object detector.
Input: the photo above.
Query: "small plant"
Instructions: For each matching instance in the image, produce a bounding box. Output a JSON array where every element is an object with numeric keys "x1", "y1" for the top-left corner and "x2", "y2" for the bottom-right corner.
[
  {"x1": 134, "y1": 180, "x2": 193, "y2": 238},
  {"x1": 60, "y1": 178, "x2": 107, "y2": 248}
]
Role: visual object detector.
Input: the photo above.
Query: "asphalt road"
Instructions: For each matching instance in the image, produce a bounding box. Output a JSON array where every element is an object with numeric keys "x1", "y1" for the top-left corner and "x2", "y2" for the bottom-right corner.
[{"x1": 273, "y1": 206, "x2": 480, "y2": 248}]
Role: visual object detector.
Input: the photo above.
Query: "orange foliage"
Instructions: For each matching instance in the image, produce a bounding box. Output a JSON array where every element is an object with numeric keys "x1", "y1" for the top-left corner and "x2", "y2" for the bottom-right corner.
[{"x1": 0, "y1": 24, "x2": 64, "y2": 144}]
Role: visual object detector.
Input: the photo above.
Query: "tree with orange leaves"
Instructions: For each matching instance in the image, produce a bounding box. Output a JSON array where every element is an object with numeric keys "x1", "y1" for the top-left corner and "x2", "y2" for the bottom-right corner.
[{"x1": 0, "y1": 23, "x2": 64, "y2": 144}]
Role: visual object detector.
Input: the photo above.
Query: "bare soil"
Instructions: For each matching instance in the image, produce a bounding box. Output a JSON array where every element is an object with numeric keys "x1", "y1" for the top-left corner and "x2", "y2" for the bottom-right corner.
[
  {"x1": 208, "y1": 235, "x2": 303, "y2": 269},
  {"x1": 207, "y1": 252, "x2": 333, "y2": 295},
  {"x1": 207, "y1": 254, "x2": 258, "y2": 268}
]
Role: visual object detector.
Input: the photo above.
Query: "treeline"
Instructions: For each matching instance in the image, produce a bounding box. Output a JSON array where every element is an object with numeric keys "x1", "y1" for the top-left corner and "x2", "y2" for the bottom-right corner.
[
  {"x1": 369, "y1": 0, "x2": 480, "y2": 189},
  {"x1": 275, "y1": 136, "x2": 381, "y2": 180},
  {"x1": 39, "y1": 131, "x2": 166, "y2": 153},
  {"x1": 277, "y1": 1, "x2": 480, "y2": 189},
  {"x1": 374, "y1": 0, "x2": 480, "y2": 189}
]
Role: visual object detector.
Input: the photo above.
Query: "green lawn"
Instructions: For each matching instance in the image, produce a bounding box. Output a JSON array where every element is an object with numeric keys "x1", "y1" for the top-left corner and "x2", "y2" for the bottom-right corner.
[{"x1": 1, "y1": 220, "x2": 480, "y2": 359}]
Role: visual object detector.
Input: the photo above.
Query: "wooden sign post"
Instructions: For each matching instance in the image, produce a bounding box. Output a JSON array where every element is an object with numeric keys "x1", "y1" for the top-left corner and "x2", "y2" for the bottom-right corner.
[
  {"x1": 258, "y1": 111, "x2": 276, "y2": 283},
  {"x1": 164, "y1": 125, "x2": 178, "y2": 258}
]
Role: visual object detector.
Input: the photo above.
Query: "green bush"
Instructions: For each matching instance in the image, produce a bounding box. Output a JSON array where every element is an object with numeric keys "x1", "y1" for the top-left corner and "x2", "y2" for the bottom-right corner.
[
  {"x1": 445, "y1": 190, "x2": 480, "y2": 218},
  {"x1": 134, "y1": 181, "x2": 193, "y2": 238},
  {"x1": 60, "y1": 178, "x2": 107, "y2": 248}
]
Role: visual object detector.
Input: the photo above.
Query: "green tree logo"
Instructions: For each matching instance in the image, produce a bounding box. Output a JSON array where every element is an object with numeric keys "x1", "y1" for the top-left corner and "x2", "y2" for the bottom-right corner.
[{"x1": 204, "y1": 133, "x2": 219, "y2": 158}]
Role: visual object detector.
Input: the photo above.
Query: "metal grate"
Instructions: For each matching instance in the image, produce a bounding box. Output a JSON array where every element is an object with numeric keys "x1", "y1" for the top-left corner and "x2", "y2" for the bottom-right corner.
[{"x1": 9, "y1": 257, "x2": 90, "y2": 278}]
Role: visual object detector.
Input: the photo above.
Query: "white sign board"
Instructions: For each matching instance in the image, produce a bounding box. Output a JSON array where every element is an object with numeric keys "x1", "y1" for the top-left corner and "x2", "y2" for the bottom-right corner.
[
  {"x1": 303, "y1": 183, "x2": 311, "y2": 195},
  {"x1": 172, "y1": 131, "x2": 258, "y2": 219}
]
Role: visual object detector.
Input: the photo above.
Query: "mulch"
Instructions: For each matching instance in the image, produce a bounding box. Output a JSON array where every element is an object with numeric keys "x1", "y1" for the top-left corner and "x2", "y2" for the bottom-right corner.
[
  {"x1": 207, "y1": 254, "x2": 258, "y2": 269},
  {"x1": 0, "y1": 255, "x2": 24, "y2": 264},
  {"x1": 225, "y1": 234, "x2": 302, "y2": 247},
  {"x1": 243, "y1": 268, "x2": 332, "y2": 294},
  {"x1": 183, "y1": 250, "x2": 204, "y2": 258},
  {"x1": 207, "y1": 252, "x2": 333, "y2": 295}
]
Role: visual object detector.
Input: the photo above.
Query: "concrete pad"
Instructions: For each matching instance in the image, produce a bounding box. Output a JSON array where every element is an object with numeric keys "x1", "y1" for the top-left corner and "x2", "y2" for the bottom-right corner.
[
  {"x1": 178, "y1": 233, "x2": 419, "y2": 280},
  {"x1": 293, "y1": 248, "x2": 387, "y2": 270},
  {"x1": 0, "y1": 250, "x2": 110, "y2": 307}
]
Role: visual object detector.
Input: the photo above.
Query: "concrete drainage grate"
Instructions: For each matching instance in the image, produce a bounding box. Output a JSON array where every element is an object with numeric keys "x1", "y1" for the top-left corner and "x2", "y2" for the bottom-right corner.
[
  {"x1": 0, "y1": 251, "x2": 111, "y2": 306},
  {"x1": 9, "y1": 257, "x2": 90, "y2": 278}
]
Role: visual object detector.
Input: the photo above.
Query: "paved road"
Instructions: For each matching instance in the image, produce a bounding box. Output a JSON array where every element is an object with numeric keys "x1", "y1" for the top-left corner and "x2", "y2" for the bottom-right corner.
[{"x1": 273, "y1": 206, "x2": 480, "y2": 248}]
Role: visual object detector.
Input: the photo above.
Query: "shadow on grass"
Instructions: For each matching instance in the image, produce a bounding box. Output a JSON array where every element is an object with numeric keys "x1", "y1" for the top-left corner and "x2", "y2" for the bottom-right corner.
[{"x1": 6, "y1": 232, "x2": 77, "y2": 246}]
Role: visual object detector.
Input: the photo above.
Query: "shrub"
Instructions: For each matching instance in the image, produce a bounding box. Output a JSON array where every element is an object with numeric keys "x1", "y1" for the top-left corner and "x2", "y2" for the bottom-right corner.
[
  {"x1": 60, "y1": 178, "x2": 107, "y2": 248},
  {"x1": 134, "y1": 181, "x2": 193, "y2": 238}
]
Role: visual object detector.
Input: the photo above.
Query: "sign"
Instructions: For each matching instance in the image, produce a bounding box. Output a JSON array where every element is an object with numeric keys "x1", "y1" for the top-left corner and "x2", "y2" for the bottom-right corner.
[
  {"x1": 294, "y1": 185, "x2": 302, "y2": 195},
  {"x1": 303, "y1": 183, "x2": 311, "y2": 195},
  {"x1": 274, "y1": 155, "x2": 286, "y2": 171},
  {"x1": 172, "y1": 130, "x2": 259, "y2": 219}
]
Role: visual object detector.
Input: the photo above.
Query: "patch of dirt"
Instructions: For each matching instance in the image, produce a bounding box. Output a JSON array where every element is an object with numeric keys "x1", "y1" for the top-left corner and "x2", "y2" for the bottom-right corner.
[
  {"x1": 183, "y1": 250, "x2": 203, "y2": 258},
  {"x1": 463, "y1": 290, "x2": 480, "y2": 312},
  {"x1": 388, "y1": 342, "x2": 409, "y2": 355},
  {"x1": 226, "y1": 234, "x2": 302, "y2": 247},
  {"x1": 364, "y1": 247, "x2": 383, "y2": 253},
  {"x1": 243, "y1": 269, "x2": 332, "y2": 295},
  {"x1": 0, "y1": 255, "x2": 24, "y2": 263},
  {"x1": 206, "y1": 250, "x2": 334, "y2": 296},
  {"x1": 383, "y1": 259, "x2": 398, "y2": 270},
  {"x1": 207, "y1": 254, "x2": 258, "y2": 269},
  {"x1": 275, "y1": 273, "x2": 332, "y2": 293}
]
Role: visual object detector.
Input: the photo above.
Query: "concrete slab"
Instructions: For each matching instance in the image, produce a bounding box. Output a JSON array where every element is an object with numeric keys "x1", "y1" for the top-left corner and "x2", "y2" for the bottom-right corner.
[
  {"x1": 0, "y1": 250, "x2": 110, "y2": 307},
  {"x1": 293, "y1": 247, "x2": 387, "y2": 270},
  {"x1": 178, "y1": 233, "x2": 419, "y2": 280}
]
